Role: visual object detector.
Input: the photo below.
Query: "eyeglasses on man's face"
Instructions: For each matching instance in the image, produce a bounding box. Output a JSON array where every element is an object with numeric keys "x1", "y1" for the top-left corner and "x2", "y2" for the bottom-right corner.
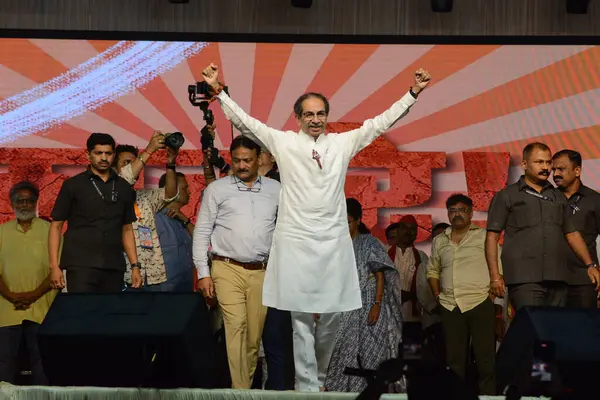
[{"x1": 301, "y1": 111, "x2": 327, "y2": 121}]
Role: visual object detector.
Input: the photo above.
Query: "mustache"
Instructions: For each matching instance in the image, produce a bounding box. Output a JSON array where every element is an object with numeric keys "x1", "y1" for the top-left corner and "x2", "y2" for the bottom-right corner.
[
  {"x1": 539, "y1": 170, "x2": 550, "y2": 176},
  {"x1": 554, "y1": 175, "x2": 563, "y2": 180},
  {"x1": 452, "y1": 216, "x2": 464, "y2": 222}
]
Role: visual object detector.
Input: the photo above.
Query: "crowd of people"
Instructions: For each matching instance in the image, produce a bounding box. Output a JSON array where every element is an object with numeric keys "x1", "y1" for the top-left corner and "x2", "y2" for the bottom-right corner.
[{"x1": 0, "y1": 63, "x2": 598, "y2": 397}]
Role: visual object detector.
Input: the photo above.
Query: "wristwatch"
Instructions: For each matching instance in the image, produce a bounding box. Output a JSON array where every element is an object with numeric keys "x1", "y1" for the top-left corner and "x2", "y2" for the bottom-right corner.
[
  {"x1": 131, "y1": 262, "x2": 142, "y2": 269},
  {"x1": 183, "y1": 218, "x2": 191, "y2": 226},
  {"x1": 585, "y1": 262, "x2": 598, "y2": 269}
]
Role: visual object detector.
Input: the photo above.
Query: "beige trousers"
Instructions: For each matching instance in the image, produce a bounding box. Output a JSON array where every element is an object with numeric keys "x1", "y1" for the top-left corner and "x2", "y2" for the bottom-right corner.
[{"x1": 212, "y1": 260, "x2": 267, "y2": 389}]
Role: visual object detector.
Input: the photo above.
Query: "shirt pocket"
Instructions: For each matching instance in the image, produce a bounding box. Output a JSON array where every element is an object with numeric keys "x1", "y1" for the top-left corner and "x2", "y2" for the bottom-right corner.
[
  {"x1": 543, "y1": 202, "x2": 564, "y2": 227},
  {"x1": 510, "y1": 204, "x2": 537, "y2": 228}
]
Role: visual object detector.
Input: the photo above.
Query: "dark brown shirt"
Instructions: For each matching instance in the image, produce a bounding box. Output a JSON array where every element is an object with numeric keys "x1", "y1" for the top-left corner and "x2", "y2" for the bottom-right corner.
[
  {"x1": 487, "y1": 176, "x2": 576, "y2": 285},
  {"x1": 50, "y1": 168, "x2": 137, "y2": 272},
  {"x1": 563, "y1": 184, "x2": 600, "y2": 285}
]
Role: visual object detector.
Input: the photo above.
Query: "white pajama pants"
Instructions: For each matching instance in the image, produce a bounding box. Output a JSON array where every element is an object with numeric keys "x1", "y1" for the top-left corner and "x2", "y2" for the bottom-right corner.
[{"x1": 291, "y1": 311, "x2": 342, "y2": 392}]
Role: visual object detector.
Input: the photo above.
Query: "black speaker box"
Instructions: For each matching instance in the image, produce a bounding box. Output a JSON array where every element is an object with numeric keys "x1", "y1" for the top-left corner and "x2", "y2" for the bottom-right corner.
[
  {"x1": 496, "y1": 306, "x2": 600, "y2": 395},
  {"x1": 38, "y1": 292, "x2": 227, "y2": 388}
]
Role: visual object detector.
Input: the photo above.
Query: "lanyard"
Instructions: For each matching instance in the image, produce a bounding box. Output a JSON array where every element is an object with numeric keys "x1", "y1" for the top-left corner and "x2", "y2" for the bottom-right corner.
[
  {"x1": 524, "y1": 189, "x2": 553, "y2": 202},
  {"x1": 134, "y1": 202, "x2": 142, "y2": 220},
  {"x1": 569, "y1": 195, "x2": 582, "y2": 214},
  {"x1": 90, "y1": 179, "x2": 115, "y2": 202}
]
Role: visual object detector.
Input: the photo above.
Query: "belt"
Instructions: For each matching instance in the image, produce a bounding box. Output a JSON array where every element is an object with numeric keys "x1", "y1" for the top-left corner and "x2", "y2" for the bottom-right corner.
[{"x1": 212, "y1": 255, "x2": 267, "y2": 271}]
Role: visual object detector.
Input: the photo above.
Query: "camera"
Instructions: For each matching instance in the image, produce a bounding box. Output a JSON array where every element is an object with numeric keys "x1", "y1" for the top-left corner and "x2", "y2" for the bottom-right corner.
[{"x1": 163, "y1": 131, "x2": 185, "y2": 150}]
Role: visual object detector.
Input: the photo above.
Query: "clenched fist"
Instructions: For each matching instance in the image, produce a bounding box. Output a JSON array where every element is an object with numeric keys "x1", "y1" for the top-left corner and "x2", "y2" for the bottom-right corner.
[
  {"x1": 412, "y1": 68, "x2": 432, "y2": 95},
  {"x1": 202, "y1": 63, "x2": 220, "y2": 90}
]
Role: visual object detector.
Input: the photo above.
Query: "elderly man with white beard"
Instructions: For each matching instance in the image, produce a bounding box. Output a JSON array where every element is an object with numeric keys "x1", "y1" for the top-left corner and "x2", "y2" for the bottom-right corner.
[{"x1": 0, "y1": 181, "x2": 57, "y2": 385}]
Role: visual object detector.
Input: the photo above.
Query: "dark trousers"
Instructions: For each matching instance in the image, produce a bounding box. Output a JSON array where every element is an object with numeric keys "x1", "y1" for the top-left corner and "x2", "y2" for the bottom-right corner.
[
  {"x1": 567, "y1": 284, "x2": 597, "y2": 309},
  {"x1": 421, "y1": 322, "x2": 446, "y2": 367},
  {"x1": 439, "y1": 298, "x2": 496, "y2": 395},
  {"x1": 0, "y1": 321, "x2": 47, "y2": 385},
  {"x1": 261, "y1": 307, "x2": 295, "y2": 390},
  {"x1": 66, "y1": 268, "x2": 125, "y2": 293},
  {"x1": 508, "y1": 281, "x2": 568, "y2": 311}
]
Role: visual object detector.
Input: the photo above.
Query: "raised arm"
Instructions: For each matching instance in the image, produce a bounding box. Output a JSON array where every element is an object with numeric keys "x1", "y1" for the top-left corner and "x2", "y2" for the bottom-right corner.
[
  {"x1": 342, "y1": 68, "x2": 431, "y2": 158},
  {"x1": 202, "y1": 63, "x2": 284, "y2": 156}
]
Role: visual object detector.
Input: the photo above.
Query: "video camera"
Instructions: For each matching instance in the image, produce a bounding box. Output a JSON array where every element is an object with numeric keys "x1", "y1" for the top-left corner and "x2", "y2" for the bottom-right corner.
[{"x1": 188, "y1": 82, "x2": 230, "y2": 174}]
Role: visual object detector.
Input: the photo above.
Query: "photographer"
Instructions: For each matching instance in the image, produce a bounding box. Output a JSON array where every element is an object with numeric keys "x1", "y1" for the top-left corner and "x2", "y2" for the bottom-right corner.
[{"x1": 113, "y1": 137, "x2": 180, "y2": 290}]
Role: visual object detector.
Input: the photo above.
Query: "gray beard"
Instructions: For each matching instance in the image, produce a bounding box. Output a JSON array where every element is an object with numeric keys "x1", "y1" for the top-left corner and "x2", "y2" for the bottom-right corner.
[{"x1": 15, "y1": 209, "x2": 36, "y2": 221}]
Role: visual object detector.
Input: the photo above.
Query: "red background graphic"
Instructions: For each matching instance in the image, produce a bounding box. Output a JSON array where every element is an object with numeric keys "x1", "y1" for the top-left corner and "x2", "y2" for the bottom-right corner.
[
  {"x1": 0, "y1": 125, "x2": 510, "y2": 244},
  {"x1": 2, "y1": 40, "x2": 599, "y2": 250}
]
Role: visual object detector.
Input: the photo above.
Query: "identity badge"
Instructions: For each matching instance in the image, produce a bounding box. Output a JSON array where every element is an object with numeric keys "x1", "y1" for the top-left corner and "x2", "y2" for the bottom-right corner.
[{"x1": 138, "y1": 225, "x2": 153, "y2": 249}]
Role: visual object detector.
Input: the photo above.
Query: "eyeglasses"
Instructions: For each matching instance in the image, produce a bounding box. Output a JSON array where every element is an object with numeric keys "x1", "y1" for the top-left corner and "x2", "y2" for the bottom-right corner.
[
  {"x1": 448, "y1": 207, "x2": 470, "y2": 214},
  {"x1": 235, "y1": 177, "x2": 261, "y2": 193},
  {"x1": 301, "y1": 111, "x2": 327, "y2": 121}
]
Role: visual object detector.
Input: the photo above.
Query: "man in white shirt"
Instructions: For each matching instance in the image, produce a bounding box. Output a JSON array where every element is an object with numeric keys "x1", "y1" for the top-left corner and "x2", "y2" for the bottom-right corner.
[
  {"x1": 193, "y1": 135, "x2": 280, "y2": 389},
  {"x1": 199, "y1": 63, "x2": 431, "y2": 392}
]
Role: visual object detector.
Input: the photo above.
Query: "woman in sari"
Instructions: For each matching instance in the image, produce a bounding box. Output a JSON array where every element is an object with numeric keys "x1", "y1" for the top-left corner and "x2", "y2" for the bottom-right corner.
[{"x1": 324, "y1": 198, "x2": 403, "y2": 392}]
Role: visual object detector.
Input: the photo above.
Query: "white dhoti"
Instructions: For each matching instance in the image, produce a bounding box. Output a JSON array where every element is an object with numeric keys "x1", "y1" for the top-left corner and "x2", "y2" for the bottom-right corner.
[{"x1": 215, "y1": 88, "x2": 418, "y2": 391}]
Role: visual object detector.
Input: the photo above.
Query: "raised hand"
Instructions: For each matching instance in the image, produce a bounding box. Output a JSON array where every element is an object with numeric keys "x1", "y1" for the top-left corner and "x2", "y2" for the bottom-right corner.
[
  {"x1": 146, "y1": 130, "x2": 166, "y2": 154},
  {"x1": 202, "y1": 63, "x2": 220, "y2": 90},
  {"x1": 412, "y1": 68, "x2": 432, "y2": 94}
]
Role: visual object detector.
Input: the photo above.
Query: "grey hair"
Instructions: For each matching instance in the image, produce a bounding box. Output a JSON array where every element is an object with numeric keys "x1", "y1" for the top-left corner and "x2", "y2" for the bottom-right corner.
[{"x1": 9, "y1": 181, "x2": 40, "y2": 204}]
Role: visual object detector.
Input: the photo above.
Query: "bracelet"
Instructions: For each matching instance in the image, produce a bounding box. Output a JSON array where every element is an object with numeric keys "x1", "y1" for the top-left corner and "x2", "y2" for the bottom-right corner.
[
  {"x1": 491, "y1": 278, "x2": 501, "y2": 283},
  {"x1": 138, "y1": 154, "x2": 147, "y2": 166},
  {"x1": 183, "y1": 219, "x2": 191, "y2": 227},
  {"x1": 374, "y1": 301, "x2": 381, "y2": 306}
]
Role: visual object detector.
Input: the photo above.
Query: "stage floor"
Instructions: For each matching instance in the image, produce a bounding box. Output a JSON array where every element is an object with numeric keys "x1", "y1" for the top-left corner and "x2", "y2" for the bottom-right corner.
[{"x1": 0, "y1": 383, "x2": 543, "y2": 399}]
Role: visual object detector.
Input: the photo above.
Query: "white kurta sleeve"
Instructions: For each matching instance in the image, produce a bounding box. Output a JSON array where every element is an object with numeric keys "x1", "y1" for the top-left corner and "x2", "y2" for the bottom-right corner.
[
  {"x1": 216, "y1": 91, "x2": 284, "y2": 157},
  {"x1": 192, "y1": 183, "x2": 219, "y2": 279},
  {"x1": 341, "y1": 91, "x2": 417, "y2": 158}
]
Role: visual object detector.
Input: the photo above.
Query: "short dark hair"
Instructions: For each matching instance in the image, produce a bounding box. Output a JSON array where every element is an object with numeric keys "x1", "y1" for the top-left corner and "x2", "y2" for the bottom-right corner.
[
  {"x1": 86, "y1": 132, "x2": 116, "y2": 152},
  {"x1": 446, "y1": 193, "x2": 473, "y2": 209},
  {"x1": 158, "y1": 172, "x2": 186, "y2": 188},
  {"x1": 385, "y1": 222, "x2": 400, "y2": 238},
  {"x1": 522, "y1": 142, "x2": 551, "y2": 161},
  {"x1": 9, "y1": 181, "x2": 39, "y2": 204},
  {"x1": 230, "y1": 135, "x2": 261, "y2": 156},
  {"x1": 432, "y1": 222, "x2": 450, "y2": 233},
  {"x1": 293, "y1": 92, "x2": 330, "y2": 118},
  {"x1": 114, "y1": 145, "x2": 139, "y2": 166},
  {"x1": 552, "y1": 149, "x2": 582, "y2": 168}
]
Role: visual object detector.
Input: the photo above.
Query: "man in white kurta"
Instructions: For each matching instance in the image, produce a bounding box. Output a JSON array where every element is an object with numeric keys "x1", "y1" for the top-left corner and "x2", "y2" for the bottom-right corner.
[{"x1": 198, "y1": 63, "x2": 431, "y2": 392}]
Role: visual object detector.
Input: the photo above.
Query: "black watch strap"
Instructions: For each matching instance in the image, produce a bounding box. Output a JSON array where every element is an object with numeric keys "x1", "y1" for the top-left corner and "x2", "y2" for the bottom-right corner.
[
  {"x1": 131, "y1": 262, "x2": 141, "y2": 269},
  {"x1": 409, "y1": 87, "x2": 419, "y2": 99}
]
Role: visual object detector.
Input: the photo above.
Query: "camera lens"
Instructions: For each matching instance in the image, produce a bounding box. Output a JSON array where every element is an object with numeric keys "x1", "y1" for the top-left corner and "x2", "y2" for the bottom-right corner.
[{"x1": 164, "y1": 132, "x2": 185, "y2": 149}]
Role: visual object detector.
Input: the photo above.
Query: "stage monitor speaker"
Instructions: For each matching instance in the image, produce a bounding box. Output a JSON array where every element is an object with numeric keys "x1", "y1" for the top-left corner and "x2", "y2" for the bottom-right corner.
[
  {"x1": 38, "y1": 292, "x2": 227, "y2": 388},
  {"x1": 496, "y1": 306, "x2": 600, "y2": 396}
]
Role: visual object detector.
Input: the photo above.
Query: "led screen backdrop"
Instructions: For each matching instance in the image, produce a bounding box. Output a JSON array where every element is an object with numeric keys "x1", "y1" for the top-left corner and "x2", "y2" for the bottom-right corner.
[{"x1": 1, "y1": 39, "x2": 599, "y2": 249}]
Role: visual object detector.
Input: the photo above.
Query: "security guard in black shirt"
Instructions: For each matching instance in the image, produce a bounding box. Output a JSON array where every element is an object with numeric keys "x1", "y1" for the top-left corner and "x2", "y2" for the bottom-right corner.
[
  {"x1": 552, "y1": 149, "x2": 600, "y2": 308},
  {"x1": 485, "y1": 142, "x2": 600, "y2": 311}
]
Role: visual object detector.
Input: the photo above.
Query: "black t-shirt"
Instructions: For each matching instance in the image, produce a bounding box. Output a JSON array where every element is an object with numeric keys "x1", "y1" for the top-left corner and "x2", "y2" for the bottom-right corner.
[{"x1": 51, "y1": 168, "x2": 137, "y2": 271}]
